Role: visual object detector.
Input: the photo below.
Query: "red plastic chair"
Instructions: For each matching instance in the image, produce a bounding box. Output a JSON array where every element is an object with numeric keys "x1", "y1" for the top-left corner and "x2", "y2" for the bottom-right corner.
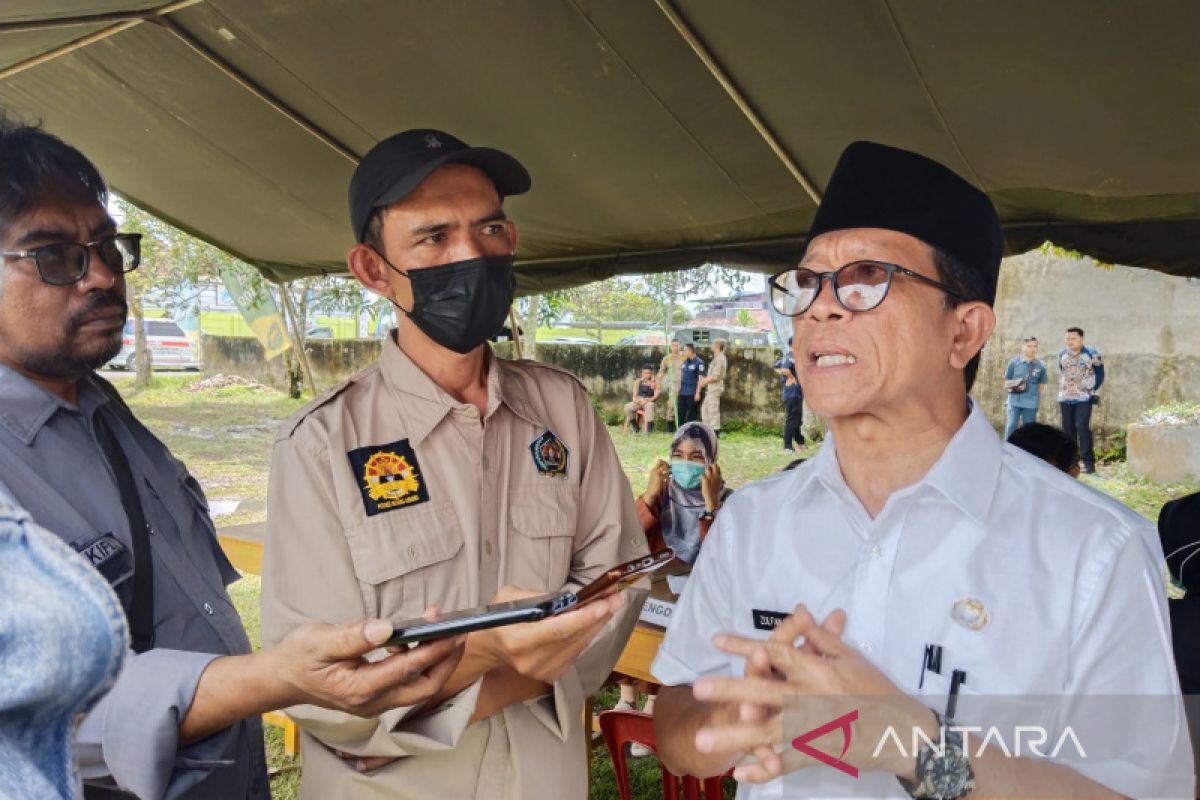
[{"x1": 598, "y1": 709, "x2": 731, "y2": 800}]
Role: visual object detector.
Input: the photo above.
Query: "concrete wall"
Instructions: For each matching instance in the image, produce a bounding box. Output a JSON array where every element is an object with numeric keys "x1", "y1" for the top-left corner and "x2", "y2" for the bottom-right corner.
[
  {"x1": 975, "y1": 252, "x2": 1200, "y2": 439},
  {"x1": 492, "y1": 343, "x2": 789, "y2": 428},
  {"x1": 1127, "y1": 424, "x2": 1200, "y2": 483},
  {"x1": 202, "y1": 336, "x2": 793, "y2": 428},
  {"x1": 203, "y1": 253, "x2": 1199, "y2": 439},
  {"x1": 201, "y1": 336, "x2": 381, "y2": 389}
]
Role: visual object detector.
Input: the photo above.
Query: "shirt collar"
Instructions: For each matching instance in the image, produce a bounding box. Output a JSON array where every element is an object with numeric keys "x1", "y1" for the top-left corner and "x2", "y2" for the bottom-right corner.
[
  {"x1": 790, "y1": 400, "x2": 1001, "y2": 525},
  {"x1": 377, "y1": 336, "x2": 544, "y2": 446},
  {"x1": 919, "y1": 401, "x2": 1003, "y2": 523},
  {"x1": 0, "y1": 365, "x2": 110, "y2": 445}
]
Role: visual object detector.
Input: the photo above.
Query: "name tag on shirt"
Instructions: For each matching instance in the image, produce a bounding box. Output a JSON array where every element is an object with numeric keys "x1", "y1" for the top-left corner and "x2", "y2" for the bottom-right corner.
[
  {"x1": 752, "y1": 608, "x2": 789, "y2": 631},
  {"x1": 74, "y1": 532, "x2": 134, "y2": 588}
]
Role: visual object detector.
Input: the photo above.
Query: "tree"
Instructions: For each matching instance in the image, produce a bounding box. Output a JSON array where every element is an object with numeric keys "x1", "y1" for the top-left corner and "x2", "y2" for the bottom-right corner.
[
  {"x1": 115, "y1": 198, "x2": 264, "y2": 387},
  {"x1": 559, "y1": 278, "x2": 661, "y2": 341},
  {"x1": 735, "y1": 308, "x2": 755, "y2": 328},
  {"x1": 642, "y1": 264, "x2": 751, "y2": 339},
  {"x1": 289, "y1": 275, "x2": 373, "y2": 334}
]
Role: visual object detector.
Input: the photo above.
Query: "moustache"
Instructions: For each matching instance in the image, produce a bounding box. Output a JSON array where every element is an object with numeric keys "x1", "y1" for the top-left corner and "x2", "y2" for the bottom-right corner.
[{"x1": 65, "y1": 291, "x2": 129, "y2": 335}]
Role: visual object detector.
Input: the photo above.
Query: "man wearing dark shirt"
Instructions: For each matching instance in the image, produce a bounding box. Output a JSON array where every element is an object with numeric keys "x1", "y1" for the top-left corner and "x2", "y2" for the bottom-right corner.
[
  {"x1": 773, "y1": 339, "x2": 805, "y2": 451},
  {"x1": 0, "y1": 120, "x2": 461, "y2": 799},
  {"x1": 676, "y1": 342, "x2": 706, "y2": 424}
]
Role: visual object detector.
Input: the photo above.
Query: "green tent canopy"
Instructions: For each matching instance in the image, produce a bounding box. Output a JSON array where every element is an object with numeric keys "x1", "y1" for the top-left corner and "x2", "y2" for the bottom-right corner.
[{"x1": 2, "y1": 1, "x2": 1197, "y2": 292}]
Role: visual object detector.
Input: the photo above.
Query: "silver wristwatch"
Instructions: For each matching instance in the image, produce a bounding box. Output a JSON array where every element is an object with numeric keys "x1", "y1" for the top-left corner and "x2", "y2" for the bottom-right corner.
[{"x1": 901, "y1": 711, "x2": 975, "y2": 800}]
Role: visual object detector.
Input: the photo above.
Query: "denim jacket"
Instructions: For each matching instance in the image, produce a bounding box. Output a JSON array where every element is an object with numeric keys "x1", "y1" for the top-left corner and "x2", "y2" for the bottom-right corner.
[{"x1": 0, "y1": 493, "x2": 127, "y2": 799}]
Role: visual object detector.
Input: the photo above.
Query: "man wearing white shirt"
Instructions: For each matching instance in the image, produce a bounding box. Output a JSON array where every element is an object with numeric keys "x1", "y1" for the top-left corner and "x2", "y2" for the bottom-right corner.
[{"x1": 652, "y1": 141, "x2": 1192, "y2": 799}]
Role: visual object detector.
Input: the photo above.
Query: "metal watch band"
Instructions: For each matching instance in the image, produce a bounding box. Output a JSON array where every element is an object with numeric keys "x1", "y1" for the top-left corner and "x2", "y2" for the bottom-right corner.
[{"x1": 900, "y1": 710, "x2": 975, "y2": 800}]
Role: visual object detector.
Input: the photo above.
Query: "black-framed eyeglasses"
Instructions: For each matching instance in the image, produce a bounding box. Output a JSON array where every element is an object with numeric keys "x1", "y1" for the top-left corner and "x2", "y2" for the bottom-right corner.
[
  {"x1": 767, "y1": 259, "x2": 961, "y2": 317},
  {"x1": 1, "y1": 233, "x2": 142, "y2": 286}
]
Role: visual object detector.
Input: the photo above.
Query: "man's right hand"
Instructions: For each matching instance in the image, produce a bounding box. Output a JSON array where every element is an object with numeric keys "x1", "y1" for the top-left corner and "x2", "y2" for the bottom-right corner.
[
  {"x1": 180, "y1": 617, "x2": 465, "y2": 747},
  {"x1": 474, "y1": 586, "x2": 624, "y2": 683},
  {"x1": 269, "y1": 618, "x2": 464, "y2": 717}
]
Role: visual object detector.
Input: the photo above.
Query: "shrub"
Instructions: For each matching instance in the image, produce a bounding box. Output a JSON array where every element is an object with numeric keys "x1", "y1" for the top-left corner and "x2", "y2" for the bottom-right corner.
[{"x1": 1138, "y1": 402, "x2": 1200, "y2": 426}]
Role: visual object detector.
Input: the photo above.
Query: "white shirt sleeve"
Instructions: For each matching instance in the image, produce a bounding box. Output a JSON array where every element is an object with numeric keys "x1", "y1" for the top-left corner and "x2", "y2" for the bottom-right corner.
[
  {"x1": 1051, "y1": 520, "x2": 1194, "y2": 798},
  {"x1": 651, "y1": 510, "x2": 738, "y2": 685}
]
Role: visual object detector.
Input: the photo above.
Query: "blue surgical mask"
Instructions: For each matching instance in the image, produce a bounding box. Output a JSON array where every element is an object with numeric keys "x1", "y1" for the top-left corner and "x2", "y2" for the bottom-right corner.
[{"x1": 670, "y1": 459, "x2": 705, "y2": 490}]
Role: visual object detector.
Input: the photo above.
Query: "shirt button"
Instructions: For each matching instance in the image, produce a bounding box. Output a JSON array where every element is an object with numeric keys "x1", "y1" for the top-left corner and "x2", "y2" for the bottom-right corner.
[
  {"x1": 464, "y1": 407, "x2": 479, "y2": 419},
  {"x1": 485, "y1": 541, "x2": 493, "y2": 556},
  {"x1": 203, "y1": 602, "x2": 214, "y2": 615},
  {"x1": 859, "y1": 641, "x2": 872, "y2": 653},
  {"x1": 870, "y1": 545, "x2": 883, "y2": 558},
  {"x1": 408, "y1": 545, "x2": 418, "y2": 559}
]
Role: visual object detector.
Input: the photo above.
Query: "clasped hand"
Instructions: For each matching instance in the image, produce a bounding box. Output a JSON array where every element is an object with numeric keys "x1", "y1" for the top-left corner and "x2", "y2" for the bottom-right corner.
[{"x1": 691, "y1": 604, "x2": 934, "y2": 783}]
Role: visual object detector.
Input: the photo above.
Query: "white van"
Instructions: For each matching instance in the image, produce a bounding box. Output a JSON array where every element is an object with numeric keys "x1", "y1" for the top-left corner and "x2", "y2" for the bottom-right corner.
[{"x1": 110, "y1": 319, "x2": 200, "y2": 371}]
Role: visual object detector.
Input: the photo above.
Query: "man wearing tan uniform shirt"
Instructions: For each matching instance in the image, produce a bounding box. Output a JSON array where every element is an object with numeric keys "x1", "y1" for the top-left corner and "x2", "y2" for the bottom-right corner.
[
  {"x1": 699, "y1": 338, "x2": 728, "y2": 434},
  {"x1": 657, "y1": 339, "x2": 683, "y2": 430},
  {"x1": 260, "y1": 129, "x2": 648, "y2": 800}
]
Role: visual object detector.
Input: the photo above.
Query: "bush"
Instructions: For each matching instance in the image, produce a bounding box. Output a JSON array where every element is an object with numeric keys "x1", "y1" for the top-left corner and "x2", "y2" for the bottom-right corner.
[
  {"x1": 1096, "y1": 428, "x2": 1127, "y2": 464},
  {"x1": 1139, "y1": 402, "x2": 1200, "y2": 426},
  {"x1": 719, "y1": 419, "x2": 779, "y2": 436}
]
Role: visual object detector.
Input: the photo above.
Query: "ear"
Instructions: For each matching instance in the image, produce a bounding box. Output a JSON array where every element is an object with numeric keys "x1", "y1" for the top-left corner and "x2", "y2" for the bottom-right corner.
[
  {"x1": 947, "y1": 301, "x2": 995, "y2": 371},
  {"x1": 347, "y1": 243, "x2": 394, "y2": 298},
  {"x1": 506, "y1": 219, "x2": 520, "y2": 254}
]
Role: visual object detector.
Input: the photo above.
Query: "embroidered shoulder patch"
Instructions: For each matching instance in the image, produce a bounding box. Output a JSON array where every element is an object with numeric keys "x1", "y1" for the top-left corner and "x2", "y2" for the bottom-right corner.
[
  {"x1": 347, "y1": 438, "x2": 430, "y2": 516},
  {"x1": 529, "y1": 429, "x2": 569, "y2": 478}
]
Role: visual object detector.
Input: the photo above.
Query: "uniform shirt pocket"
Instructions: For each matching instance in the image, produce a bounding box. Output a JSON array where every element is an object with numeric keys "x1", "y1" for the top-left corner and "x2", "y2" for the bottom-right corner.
[
  {"x1": 176, "y1": 471, "x2": 240, "y2": 588},
  {"x1": 345, "y1": 501, "x2": 465, "y2": 619},
  {"x1": 508, "y1": 485, "x2": 578, "y2": 592}
]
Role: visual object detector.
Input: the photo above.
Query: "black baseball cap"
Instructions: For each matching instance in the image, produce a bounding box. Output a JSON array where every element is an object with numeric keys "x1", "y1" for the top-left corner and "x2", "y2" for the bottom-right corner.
[{"x1": 348, "y1": 128, "x2": 531, "y2": 243}]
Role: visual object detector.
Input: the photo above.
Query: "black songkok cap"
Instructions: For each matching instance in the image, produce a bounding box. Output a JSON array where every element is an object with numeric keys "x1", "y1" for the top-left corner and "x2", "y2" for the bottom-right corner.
[{"x1": 804, "y1": 141, "x2": 1004, "y2": 303}]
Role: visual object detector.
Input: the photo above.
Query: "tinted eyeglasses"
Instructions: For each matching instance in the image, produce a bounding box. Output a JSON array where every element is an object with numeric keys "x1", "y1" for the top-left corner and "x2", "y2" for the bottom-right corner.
[
  {"x1": 1, "y1": 233, "x2": 142, "y2": 286},
  {"x1": 767, "y1": 260, "x2": 961, "y2": 317}
]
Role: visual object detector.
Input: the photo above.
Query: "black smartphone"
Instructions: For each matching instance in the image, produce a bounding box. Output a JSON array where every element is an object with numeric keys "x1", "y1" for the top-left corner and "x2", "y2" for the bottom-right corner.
[
  {"x1": 386, "y1": 591, "x2": 576, "y2": 646},
  {"x1": 384, "y1": 548, "x2": 674, "y2": 646},
  {"x1": 573, "y1": 547, "x2": 675, "y2": 605}
]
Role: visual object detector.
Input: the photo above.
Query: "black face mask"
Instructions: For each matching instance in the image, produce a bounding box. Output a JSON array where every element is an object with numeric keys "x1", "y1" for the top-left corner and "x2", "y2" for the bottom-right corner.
[{"x1": 379, "y1": 253, "x2": 516, "y2": 354}]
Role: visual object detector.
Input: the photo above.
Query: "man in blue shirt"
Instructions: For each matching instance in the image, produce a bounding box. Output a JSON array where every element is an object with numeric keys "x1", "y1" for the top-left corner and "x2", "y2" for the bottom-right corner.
[
  {"x1": 676, "y1": 342, "x2": 706, "y2": 424},
  {"x1": 1002, "y1": 336, "x2": 1047, "y2": 438},
  {"x1": 1057, "y1": 326, "x2": 1105, "y2": 474},
  {"x1": 773, "y1": 338, "x2": 805, "y2": 451}
]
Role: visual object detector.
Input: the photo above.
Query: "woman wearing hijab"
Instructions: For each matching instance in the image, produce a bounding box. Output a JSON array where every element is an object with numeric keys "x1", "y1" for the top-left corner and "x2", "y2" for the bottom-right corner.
[
  {"x1": 614, "y1": 422, "x2": 732, "y2": 746},
  {"x1": 636, "y1": 421, "x2": 731, "y2": 566}
]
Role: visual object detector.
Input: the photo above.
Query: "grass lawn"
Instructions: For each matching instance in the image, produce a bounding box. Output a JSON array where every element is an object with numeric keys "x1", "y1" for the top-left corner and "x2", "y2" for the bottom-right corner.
[
  {"x1": 121, "y1": 376, "x2": 306, "y2": 527},
  {"x1": 118, "y1": 374, "x2": 1198, "y2": 798}
]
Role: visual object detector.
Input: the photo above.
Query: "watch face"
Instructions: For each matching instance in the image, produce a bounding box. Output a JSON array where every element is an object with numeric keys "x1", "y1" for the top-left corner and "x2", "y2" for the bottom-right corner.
[{"x1": 925, "y1": 749, "x2": 972, "y2": 798}]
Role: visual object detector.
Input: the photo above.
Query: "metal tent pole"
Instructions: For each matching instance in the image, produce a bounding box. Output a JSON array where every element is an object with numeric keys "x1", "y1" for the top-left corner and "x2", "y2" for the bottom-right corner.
[{"x1": 652, "y1": 0, "x2": 823, "y2": 205}]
